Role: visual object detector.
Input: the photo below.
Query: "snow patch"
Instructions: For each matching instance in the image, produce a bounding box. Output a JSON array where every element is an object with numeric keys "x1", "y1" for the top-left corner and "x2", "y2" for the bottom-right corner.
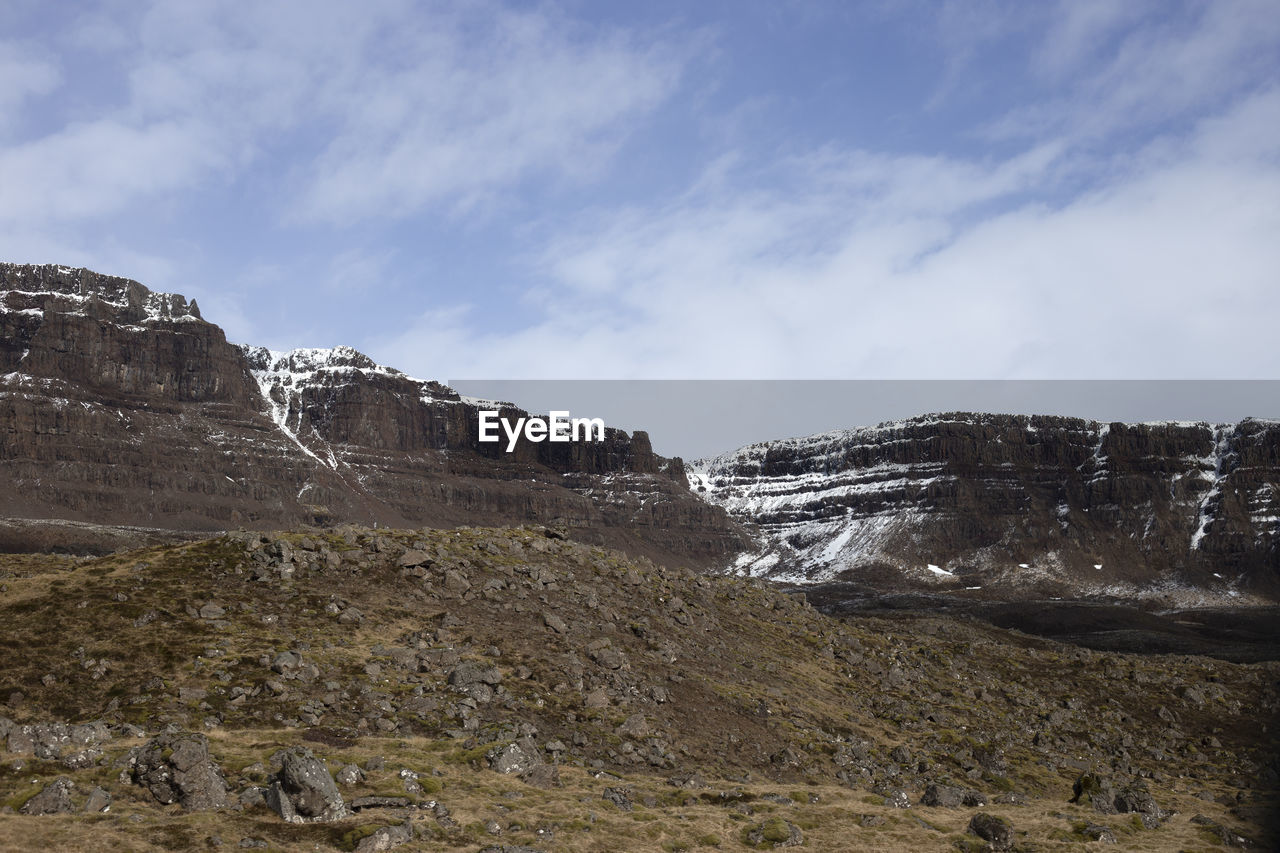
[{"x1": 1190, "y1": 425, "x2": 1236, "y2": 550}]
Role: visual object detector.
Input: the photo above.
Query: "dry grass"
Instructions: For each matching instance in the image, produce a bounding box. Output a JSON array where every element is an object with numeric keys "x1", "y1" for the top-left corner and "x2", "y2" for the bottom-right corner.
[
  {"x1": 0, "y1": 750, "x2": 1266, "y2": 853},
  {"x1": 1, "y1": 527, "x2": 1276, "y2": 851}
]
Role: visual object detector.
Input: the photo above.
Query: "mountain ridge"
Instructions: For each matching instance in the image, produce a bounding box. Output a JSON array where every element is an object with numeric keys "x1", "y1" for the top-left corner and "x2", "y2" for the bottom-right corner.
[
  {"x1": 0, "y1": 262, "x2": 746, "y2": 566},
  {"x1": 5, "y1": 262, "x2": 1279, "y2": 603},
  {"x1": 690, "y1": 411, "x2": 1280, "y2": 602}
]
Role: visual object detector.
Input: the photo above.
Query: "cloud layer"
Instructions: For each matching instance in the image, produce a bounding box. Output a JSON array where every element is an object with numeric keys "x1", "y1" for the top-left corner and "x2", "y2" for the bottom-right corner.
[{"x1": 2, "y1": 1, "x2": 1277, "y2": 379}]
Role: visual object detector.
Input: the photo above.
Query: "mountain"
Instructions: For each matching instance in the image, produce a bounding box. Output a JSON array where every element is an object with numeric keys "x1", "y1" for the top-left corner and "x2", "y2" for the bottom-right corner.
[
  {"x1": 690, "y1": 413, "x2": 1280, "y2": 602},
  {"x1": 0, "y1": 263, "x2": 746, "y2": 565},
  {"x1": 6, "y1": 262, "x2": 1280, "y2": 605}
]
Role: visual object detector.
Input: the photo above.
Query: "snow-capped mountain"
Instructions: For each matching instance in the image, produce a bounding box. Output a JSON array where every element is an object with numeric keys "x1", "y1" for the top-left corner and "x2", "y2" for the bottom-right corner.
[
  {"x1": 0, "y1": 263, "x2": 745, "y2": 565},
  {"x1": 691, "y1": 413, "x2": 1280, "y2": 602}
]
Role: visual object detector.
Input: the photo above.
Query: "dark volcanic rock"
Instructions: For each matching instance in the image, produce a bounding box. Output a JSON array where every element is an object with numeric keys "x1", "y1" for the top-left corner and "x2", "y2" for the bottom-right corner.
[
  {"x1": 1070, "y1": 771, "x2": 1116, "y2": 813},
  {"x1": 601, "y1": 786, "x2": 633, "y2": 811},
  {"x1": 488, "y1": 739, "x2": 541, "y2": 776},
  {"x1": 83, "y1": 786, "x2": 111, "y2": 813},
  {"x1": 1190, "y1": 814, "x2": 1253, "y2": 848},
  {"x1": 1082, "y1": 823, "x2": 1117, "y2": 843},
  {"x1": 352, "y1": 819, "x2": 413, "y2": 852},
  {"x1": 920, "y1": 783, "x2": 964, "y2": 808},
  {"x1": 967, "y1": 813, "x2": 1013, "y2": 850},
  {"x1": 19, "y1": 777, "x2": 74, "y2": 815},
  {"x1": 268, "y1": 747, "x2": 346, "y2": 822},
  {"x1": 130, "y1": 733, "x2": 227, "y2": 810},
  {"x1": 1113, "y1": 781, "x2": 1167, "y2": 827}
]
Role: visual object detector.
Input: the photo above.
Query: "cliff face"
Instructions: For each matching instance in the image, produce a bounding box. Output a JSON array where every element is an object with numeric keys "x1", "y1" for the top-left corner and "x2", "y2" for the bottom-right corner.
[
  {"x1": 691, "y1": 413, "x2": 1280, "y2": 600},
  {"x1": 0, "y1": 263, "x2": 745, "y2": 565}
]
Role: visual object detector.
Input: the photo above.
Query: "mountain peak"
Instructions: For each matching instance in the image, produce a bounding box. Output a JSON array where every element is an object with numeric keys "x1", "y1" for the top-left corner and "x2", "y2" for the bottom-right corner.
[{"x1": 0, "y1": 262, "x2": 202, "y2": 325}]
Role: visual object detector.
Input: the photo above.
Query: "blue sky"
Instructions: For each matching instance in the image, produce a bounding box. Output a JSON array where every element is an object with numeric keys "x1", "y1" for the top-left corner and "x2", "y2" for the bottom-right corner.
[{"x1": 2, "y1": 0, "x2": 1278, "y2": 379}]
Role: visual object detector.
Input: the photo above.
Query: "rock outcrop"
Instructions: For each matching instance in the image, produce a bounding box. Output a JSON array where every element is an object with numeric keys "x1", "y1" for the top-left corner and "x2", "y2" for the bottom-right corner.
[
  {"x1": 129, "y1": 733, "x2": 227, "y2": 810},
  {"x1": 265, "y1": 747, "x2": 347, "y2": 822}
]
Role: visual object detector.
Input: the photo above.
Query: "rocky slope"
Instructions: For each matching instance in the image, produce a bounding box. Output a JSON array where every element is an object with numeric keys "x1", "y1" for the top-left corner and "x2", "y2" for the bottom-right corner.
[
  {"x1": 0, "y1": 527, "x2": 1275, "y2": 851},
  {"x1": 0, "y1": 263, "x2": 745, "y2": 566},
  {"x1": 690, "y1": 413, "x2": 1280, "y2": 601}
]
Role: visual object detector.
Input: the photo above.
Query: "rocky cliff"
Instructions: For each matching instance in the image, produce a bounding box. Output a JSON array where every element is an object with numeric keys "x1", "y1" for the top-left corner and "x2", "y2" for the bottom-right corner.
[
  {"x1": 690, "y1": 413, "x2": 1280, "y2": 601},
  {"x1": 0, "y1": 263, "x2": 745, "y2": 565}
]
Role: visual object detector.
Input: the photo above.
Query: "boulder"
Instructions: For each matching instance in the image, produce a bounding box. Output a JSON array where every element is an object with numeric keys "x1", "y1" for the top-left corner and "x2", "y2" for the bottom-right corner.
[
  {"x1": 83, "y1": 786, "x2": 112, "y2": 813},
  {"x1": 1070, "y1": 772, "x2": 1117, "y2": 813},
  {"x1": 488, "y1": 740, "x2": 540, "y2": 775},
  {"x1": 879, "y1": 787, "x2": 911, "y2": 809},
  {"x1": 449, "y1": 661, "x2": 502, "y2": 688},
  {"x1": 602, "y1": 786, "x2": 633, "y2": 811},
  {"x1": 1113, "y1": 781, "x2": 1166, "y2": 827},
  {"x1": 267, "y1": 747, "x2": 346, "y2": 822},
  {"x1": 271, "y1": 651, "x2": 303, "y2": 675},
  {"x1": 20, "y1": 777, "x2": 75, "y2": 815},
  {"x1": 1082, "y1": 823, "x2": 1117, "y2": 843},
  {"x1": 354, "y1": 819, "x2": 413, "y2": 852},
  {"x1": 920, "y1": 783, "x2": 963, "y2": 807},
  {"x1": 350, "y1": 796, "x2": 412, "y2": 811},
  {"x1": 520, "y1": 764, "x2": 561, "y2": 789},
  {"x1": 617, "y1": 714, "x2": 650, "y2": 740},
  {"x1": 1190, "y1": 814, "x2": 1252, "y2": 848},
  {"x1": 5, "y1": 721, "x2": 110, "y2": 760},
  {"x1": 198, "y1": 602, "x2": 226, "y2": 619},
  {"x1": 586, "y1": 644, "x2": 626, "y2": 670},
  {"x1": 131, "y1": 733, "x2": 227, "y2": 810},
  {"x1": 967, "y1": 813, "x2": 1013, "y2": 851},
  {"x1": 397, "y1": 549, "x2": 431, "y2": 568},
  {"x1": 335, "y1": 764, "x2": 365, "y2": 786}
]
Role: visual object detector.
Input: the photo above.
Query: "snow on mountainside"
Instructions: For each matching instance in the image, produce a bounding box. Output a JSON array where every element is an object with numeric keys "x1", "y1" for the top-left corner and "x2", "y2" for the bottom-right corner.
[
  {"x1": 0, "y1": 263, "x2": 746, "y2": 566},
  {"x1": 691, "y1": 413, "x2": 1280, "y2": 602},
  {"x1": 240, "y1": 345, "x2": 464, "y2": 471},
  {"x1": 1, "y1": 263, "x2": 203, "y2": 326}
]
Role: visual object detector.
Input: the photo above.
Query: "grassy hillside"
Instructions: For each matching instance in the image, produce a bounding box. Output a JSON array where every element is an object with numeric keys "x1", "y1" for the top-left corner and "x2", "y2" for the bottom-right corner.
[{"x1": 0, "y1": 526, "x2": 1276, "y2": 851}]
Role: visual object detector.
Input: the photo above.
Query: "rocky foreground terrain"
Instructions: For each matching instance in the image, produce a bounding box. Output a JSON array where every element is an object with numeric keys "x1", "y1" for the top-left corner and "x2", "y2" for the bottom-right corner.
[{"x1": 1, "y1": 525, "x2": 1277, "y2": 851}]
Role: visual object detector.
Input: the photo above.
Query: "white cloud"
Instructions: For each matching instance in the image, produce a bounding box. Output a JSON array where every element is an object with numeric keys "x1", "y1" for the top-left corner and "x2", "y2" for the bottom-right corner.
[
  {"x1": 1035, "y1": 0, "x2": 1154, "y2": 78},
  {"x1": 0, "y1": 0, "x2": 686, "y2": 344},
  {"x1": 0, "y1": 1, "x2": 683, "y2": 228},
  {"x1": 3, "y1": 0, "x2": 1276, "y2": 387},
  {"x1": 373, "y1": 88, "x2": 1280, "y2": 380},
  {"x1": 0, "y1": 40, "x2": 60, "y2": 135},
  {"x1": 993, "y1": 0, "x2": 1280, "y2": 142},
  {"x1": 294, "y1": 8, "x2": 682, "y2": 223},
  {"x1": 0, "y1": 118, "x2": 228, "y2": 224}
]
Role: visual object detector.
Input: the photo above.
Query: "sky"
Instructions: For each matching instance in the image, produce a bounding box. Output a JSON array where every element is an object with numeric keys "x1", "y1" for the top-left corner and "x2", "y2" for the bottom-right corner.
[
  {"x1": 2, "y1": 0, "x2": 1279, "y2": 383},
  {"x1": 457, "y1": 380, "x2": 1280, "y2": 458}
]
